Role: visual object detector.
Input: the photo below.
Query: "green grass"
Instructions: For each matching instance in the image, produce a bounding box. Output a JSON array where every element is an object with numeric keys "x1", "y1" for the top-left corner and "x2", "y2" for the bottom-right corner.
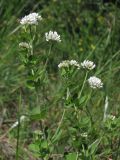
[{"x1": 0, "y1": 0, "x2": 120, "y2": 159}]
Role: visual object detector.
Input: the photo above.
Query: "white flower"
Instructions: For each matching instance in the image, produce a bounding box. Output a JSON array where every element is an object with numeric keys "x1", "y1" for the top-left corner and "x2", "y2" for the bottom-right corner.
[
  {"x1": 107, "y1": 115, "x2": 115, "y2": 121},
  {"x1": 11, "y1": 116, "x2": 26, "y2": 129},
  {"x1": 45, "y1": 31, "x2": 61, "y2": 42},
  {"x1": 20, "y1": 12, "x2": 42, "y2": 25},
  {"x1": 58, "y1": 60, "x2": 80, "y2": 69},
  {"x1": 81, "y1": 132, "x2": 88, "y2": 138},
  {"x1": 81, "y1": 60, "x2": 96, "y2": 70},
  {"x1": 88, "y1": 76, "x2": 103, "y2": 89},
  {"x1": 19, "y1": 42, "x2": 32, "y2": 49}
]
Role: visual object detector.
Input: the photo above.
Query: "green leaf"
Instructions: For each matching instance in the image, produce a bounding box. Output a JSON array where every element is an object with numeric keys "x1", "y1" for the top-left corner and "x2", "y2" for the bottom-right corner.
[
  {"x1": 68, "y1": 127, "x2": 77, "y2": 134},
  {"x1": 30, "y1": 107, "x2": 47, "y2": 121},
  {"x1": 19, "y1": 52, "x2": 28, "y2": 64},
  {"x1": 79, "y1": 95, "x2": 87, "y2": 105},
  {"x1": 61, "y1": 68, "x2": 67, "y2": 77},
  {"x1": 88, "y1": 139, "x2": 101, "y2": 155},
  {"x1": 28, "y1": 143, "x2": 40, "y2": 158},
  {"x1": 52, "y1": 129, "x2": 62, "y2": 143},
  {"x1": 29, "y1": 143, "x2": 39, "y2": 152},
  {"x1": 26, "y1": 80, "x2": 35, "y2": 89},
  {"x1": 66, "y1": 152, "x2": 78, "y2": 160},
  {"x1": 41, "y1": 140, "x2": 48, "y2": 149}
]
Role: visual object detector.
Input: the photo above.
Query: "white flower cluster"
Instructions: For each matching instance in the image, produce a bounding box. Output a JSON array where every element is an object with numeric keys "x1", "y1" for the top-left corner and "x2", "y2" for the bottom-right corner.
[
  {"x1": 88, "y1": 76, "x2": 103, "y2": 89},
  {"x1": 20, "y1": 12, "x2": 42, "y2": 25},
  {"x1": 11, "y1": 115, "x2": 26, "y2": 129},
  {"x1": 107, "y1": 115, "x2": 115, "y2": 121},
  {"x1": 45, "y1": 31, "x2": 61, "y2": 42},
  {"x1": 58, "y1": 59, "x2": 103, "y2": 89},
  {"x1": 81, "y1": 60, "x2": 96, "y2": 70},
  {"x1": 81, "y1": 132, "x2": 88, "y2": 138},
  {"x1": 19, "y1": 42, "x2": 32, "y2": 49},
  {"x1": 58, "y1": 60, "x2": 80, "y2": 69},
  {"x1": 20, "y1": 13, "x2": 61, "y2": 43}
]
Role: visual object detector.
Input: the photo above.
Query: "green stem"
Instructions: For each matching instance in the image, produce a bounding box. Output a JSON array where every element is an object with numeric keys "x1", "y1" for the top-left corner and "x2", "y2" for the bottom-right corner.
[
  {"x1": 73, "y1": 72, "x2": 88, "y2": 121},
  {"x1": 84, "y1": 90, "x2": 93, "y2": 124},
  {"x1": 51, "y1": 109, "x2": 66, "y2": 142},
  {"x1": 16, "y1": 94, "x2": 21, "y2": 160},
  {"x1": 29, "y1": 26, "x2": 34, "y2": 55},
  {"x1": 36, "y1": 90, "x2": 47, "y2": 160},
  {"x1": 76, "y1": 152, "x2": 79, "y2": 160},
  {"x1": 36, "y1": 90, "x2": 43, "y2": 132},
  {"x1": 78, "y1": 71, "x2": 88, "y2": 99},
  {"x1": 16, "y1": 120, "x2": 20, "y2": 160},
  {"x1": 85, "y1": 105, "x2": 93, "y2": 124},
  {"x1": 44, "y1": 44, "x2": 53, "y2": 68}
]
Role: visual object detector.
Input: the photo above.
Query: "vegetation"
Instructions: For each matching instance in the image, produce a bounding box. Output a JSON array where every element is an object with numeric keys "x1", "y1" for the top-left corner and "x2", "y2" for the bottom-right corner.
[{"x1": 0, "y1": 0, "x2": 120, "y2": 159}]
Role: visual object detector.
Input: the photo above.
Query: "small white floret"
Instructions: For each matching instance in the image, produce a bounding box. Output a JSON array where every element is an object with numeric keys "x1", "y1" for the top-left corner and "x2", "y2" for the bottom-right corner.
[
  {"x1": 81, "y1": 132, "x2": 88, "y2": 138},
  {"x1": 69, "y1": 60, "x2": 80, "y2": 69}
]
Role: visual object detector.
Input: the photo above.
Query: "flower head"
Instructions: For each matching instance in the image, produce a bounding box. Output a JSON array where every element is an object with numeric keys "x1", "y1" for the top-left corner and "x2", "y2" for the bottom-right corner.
[
  {"x1": 20, "y1": 12, "x2": 42, "y2": 25},
  {"x1": 58, "y1": 60, "x2": 80, "y2": 69},
  {"x1": 45, "y1": 31, "x2": 61, "y2": 42},
  {"x1": 81, "y1": 60, "x2": 96, "y2": 70},
  {"x1": 88, "y1": 76, "x2": 103, "y2": 89},
  {"x1": 19, "y1": 42, "x2": 32, "y2": 49}
]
